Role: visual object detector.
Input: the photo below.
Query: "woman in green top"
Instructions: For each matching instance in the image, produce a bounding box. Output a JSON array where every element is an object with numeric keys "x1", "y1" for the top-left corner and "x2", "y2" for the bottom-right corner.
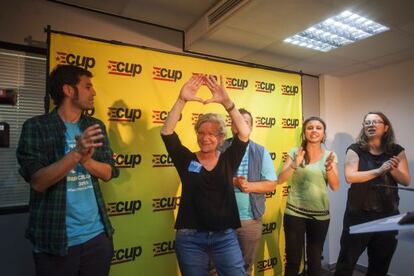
[{"x1": 278, "y1": 116, "x2": 340, "y2": 276}]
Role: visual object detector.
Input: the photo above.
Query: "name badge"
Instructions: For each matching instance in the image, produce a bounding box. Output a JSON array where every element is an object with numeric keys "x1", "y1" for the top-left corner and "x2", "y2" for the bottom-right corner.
[{"x1": 188, "y1": 160, "x2": 202, "y2": 173}]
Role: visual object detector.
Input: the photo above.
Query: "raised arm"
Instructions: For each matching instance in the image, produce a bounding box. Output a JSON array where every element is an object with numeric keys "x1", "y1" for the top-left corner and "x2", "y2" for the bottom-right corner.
[
  {"x1": 161, "y1": 75, "x2": 204, "y2": 135},
  {"x1": 204, "y1": 75, "x2": 249, "y2": 142}
]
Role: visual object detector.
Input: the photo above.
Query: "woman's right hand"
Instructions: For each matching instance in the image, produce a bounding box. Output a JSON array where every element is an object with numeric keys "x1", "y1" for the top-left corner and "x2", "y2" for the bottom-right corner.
[
  {"x1": 378, "y1": 156, "x2": 400, "y2": 174},
  {"x1": 179, "y1": 74, "x2": 204, "y2": 103},
  {"x1": 294, "y1": 147, "x2": 306, "y2": 168}
]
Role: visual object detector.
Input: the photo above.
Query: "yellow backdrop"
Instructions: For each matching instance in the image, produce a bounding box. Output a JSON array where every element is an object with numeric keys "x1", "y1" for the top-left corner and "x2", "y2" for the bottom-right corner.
[{"x1": 49, "y1": 32, "x2": 302, "y2": 275}]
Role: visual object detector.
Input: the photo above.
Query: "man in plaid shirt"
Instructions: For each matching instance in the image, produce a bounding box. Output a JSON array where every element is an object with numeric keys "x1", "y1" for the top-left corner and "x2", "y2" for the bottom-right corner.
[{"x1": 17, "y1": 65, "x2": 119, "y2": 276}]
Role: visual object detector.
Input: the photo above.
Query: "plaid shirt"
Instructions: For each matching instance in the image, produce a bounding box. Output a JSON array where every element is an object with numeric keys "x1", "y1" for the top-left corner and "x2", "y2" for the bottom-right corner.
[{"x1": 16, "y1": 109, "x2": 119, "y2": 256}]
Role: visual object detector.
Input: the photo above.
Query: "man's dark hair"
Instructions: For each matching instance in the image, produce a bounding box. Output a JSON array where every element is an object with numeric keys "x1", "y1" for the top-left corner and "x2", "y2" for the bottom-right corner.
[
  {"x1": 238, "y1": 108, "x2": 253, "y2": 125},
  {"x1": 48, "y1": 65, "x2": 93, "y2": 107}
]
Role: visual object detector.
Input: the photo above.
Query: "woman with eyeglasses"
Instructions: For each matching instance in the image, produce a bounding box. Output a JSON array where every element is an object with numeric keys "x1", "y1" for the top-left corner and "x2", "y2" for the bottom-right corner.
[
  {"x1": 161, "y1": 74, "x2": 249, "y2": 275},
  {"x1": 278, "y1": 116, "x2": 340, "y2": 276},
  {"x1": 334, "y1": 112, "x2": 411, "y2": 276}
]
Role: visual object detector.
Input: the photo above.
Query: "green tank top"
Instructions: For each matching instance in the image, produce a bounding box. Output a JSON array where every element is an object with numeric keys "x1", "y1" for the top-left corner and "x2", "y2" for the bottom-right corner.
[{"x1": 285, "y1": 147, "x2": 337, "y2": 221}]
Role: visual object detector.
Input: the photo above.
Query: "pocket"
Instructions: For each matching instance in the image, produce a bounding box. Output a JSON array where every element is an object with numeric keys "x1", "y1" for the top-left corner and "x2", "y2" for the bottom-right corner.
[
  {"x1": 222, "y1": 228, "x2": 235, "y2": 235},
  {"x1": 176, "y1": 229, "x2": 197, "y2": 236}
]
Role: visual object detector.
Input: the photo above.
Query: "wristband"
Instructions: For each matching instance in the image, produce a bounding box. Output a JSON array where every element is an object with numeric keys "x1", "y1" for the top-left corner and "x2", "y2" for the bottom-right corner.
[{"x1": 225, "y1": 102, "x2": 235, "y2": 112}]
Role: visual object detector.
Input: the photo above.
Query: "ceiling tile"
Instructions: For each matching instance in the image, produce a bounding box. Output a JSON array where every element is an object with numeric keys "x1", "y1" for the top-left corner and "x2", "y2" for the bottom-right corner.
[
  {"x1": 187, "y1": 39, "x2": 253, "y2": 60},
  {"x1": 330, "y1": 30, "x2": 414, "y2": 62},
  {"x1": 328, "y1": 63, "x2": 375, "y2": 77},
  {"x1": 241, "y1": 51, "x2": 301, "y2": 68},
  {"x1": 206, "y1": 26, "x2": 275, "y2": 50}
]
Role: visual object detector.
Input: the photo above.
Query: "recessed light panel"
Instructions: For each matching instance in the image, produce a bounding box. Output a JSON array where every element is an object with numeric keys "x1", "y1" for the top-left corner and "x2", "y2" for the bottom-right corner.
[{"x1": 284, "y1": 10, "x2": 389, "y2": 52}]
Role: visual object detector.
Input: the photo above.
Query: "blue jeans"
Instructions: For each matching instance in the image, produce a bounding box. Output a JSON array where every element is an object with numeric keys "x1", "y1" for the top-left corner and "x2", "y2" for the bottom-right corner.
[{"x1": 175, "y1": 228, "x2": 245, "y2": 276}]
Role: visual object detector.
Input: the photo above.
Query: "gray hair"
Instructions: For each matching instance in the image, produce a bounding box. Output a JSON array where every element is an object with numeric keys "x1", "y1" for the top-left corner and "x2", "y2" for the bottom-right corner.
[{"x1": 194, "y1": 113, "x2": 226, "y2": 136}]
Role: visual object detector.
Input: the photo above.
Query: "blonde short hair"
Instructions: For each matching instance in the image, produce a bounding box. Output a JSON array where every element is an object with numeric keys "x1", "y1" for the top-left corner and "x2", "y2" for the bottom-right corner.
[{"x1": 194, "y1": 113, "x2": 226, "y2": 136}]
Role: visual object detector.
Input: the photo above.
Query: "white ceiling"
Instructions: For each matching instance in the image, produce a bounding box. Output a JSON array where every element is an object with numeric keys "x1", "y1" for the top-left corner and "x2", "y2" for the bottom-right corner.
[{"x1": 55, "y1": 0, "x2": 414, "y2": 76}]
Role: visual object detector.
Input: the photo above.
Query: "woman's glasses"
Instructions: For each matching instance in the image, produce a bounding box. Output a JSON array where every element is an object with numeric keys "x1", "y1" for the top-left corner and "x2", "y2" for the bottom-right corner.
[{"x1": 363, "y1": 120, "x2": 384, "y2": 126}]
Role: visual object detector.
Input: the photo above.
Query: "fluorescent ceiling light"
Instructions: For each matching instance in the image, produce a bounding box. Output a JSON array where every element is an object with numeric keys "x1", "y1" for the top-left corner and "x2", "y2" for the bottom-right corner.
[{"x1": 283, "y1": 10, "x2": 389, "y2": 52}]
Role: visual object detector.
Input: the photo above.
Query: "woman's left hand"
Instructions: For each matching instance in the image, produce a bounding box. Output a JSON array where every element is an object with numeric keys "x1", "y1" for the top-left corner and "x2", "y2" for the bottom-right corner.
[
  {"x1": 325, "y1": 152, "x2": 335, "y2": 172},
  {"x1": 204, "y1": 75, "x2": 231, "y2": 106}
]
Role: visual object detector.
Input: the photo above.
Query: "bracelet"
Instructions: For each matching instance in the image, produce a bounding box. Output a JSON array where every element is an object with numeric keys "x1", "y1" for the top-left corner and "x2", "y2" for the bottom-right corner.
[
  {"x1": 225, "y1": 102, "x2": 235, "y2": 112},
  {"x1": 290, "y1": 163, "x2": 297, "y2": 170}
]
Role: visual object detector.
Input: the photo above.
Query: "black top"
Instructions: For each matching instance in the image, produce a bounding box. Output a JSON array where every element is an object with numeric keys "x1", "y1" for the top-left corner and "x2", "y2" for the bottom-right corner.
[
  {"x1": 161, "y1": 132, "x2": 248, "y2": 231},
  {"x1": 346, "y1": 143, "x2": 404, "y2": 214}
]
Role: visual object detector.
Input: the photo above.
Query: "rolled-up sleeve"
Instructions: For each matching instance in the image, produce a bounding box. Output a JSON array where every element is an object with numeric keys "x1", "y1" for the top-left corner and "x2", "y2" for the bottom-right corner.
[{"x1": 16, "y1": 119, "x2": 49, "y2": 183}]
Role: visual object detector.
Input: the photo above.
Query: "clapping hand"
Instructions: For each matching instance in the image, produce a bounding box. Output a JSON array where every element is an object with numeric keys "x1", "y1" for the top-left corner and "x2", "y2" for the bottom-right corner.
[
  {"x1": 74, "y1": 124, "x2": 103, "y2": 161},
  {"x1": 293, "y1": 147, "x2": 306, "y2": 168},
  {"x1": 379, "y1": 156, "x2": 400, "y2": 174},
  {"x1": 325, "y1": 152, "x2": 335, "y2": 172}
]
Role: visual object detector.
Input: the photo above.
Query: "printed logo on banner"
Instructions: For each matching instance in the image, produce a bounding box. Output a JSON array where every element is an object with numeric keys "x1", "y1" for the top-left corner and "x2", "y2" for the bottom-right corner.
[
  {"x1": 152, "y1": 110, "x2": 182, "y2": 124},
  {"x1": 281, "y1": 118, "x2": 300, "y2": 129},
  {"x1": 191, "y1": 113, "x2": 203, "y2": 125},
  {"x1": 192, "y1": 72, "x2": 218, "y2": 84},
  {"x1": 82, "y1": 108, "x2": 95, "y2": 116},
  {"x1": 281, "y1": 152, "x2": 288, "y2": 163},
  {"x1": 113, "y1": 153, "x2": 142, "y2": 169},
  {"x1": 107, "y1": 107, "x2": 142, "y2": 122},
  {"x1": 112, "y1": 246, "x2": 142, "y2": 265},
  {"x1": 262, "y1": 222, "x2": 277, "y2": 235},
  {"x1": 225, "y1": 115, "x2": 232, "y2": 127},
  {"x1": 153, "y1": 67, "x2": 182, "y2": 82},
  {"x1": 281, "y1": 84, "x2": 299, "y2": 96},
  {"x1": 255, "y1": 81, "x2": 275, "y2": 93},
  {"x1": 226, "y1": 77, "x2": 248, "y2": 90},
  {"x1": 55, "y1": 52, "x2": 95, "y2": 70},
  {"x1": 152, "y1": 197, "x2": 180, "y2": 212},
  {"x1": 265, "y1": 189, "x2": 276, "y2": 199},
  {"x1": 257, "y1": 257, "x2": 278, "y2": 272},
  {"x1": 107, "y1": 60, "x2": 142, "y2": 77},
  {"x1": 152, "y1": 154, "x2": 174, "y2": 167},
  {"x1": 255, "y1": 116, "x2": 276, "y2": 128},
  {"x1": 282, "y1": 185, "x2": 289, "y2": 197},
  {"x1": 153, "y1": 240, "x2": 175, "y2": 257},
  {"x1": 107, "y1": 200, "x2": 142, "y2": 217}
]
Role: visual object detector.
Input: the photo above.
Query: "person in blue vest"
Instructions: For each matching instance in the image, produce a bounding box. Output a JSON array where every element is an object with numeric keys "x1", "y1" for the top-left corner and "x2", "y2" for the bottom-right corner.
[
  {"x1": 16, "y1": 65, "x2": 119, "y2": 276},
  {"x1": 221, "y1": 108, "x2": 277, "y2": 276}
]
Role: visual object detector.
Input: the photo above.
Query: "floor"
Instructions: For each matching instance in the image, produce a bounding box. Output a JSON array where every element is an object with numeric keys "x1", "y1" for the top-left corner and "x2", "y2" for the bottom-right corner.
[{"x1": 321, "y1": 268, "x2": 365, "y2": 276}]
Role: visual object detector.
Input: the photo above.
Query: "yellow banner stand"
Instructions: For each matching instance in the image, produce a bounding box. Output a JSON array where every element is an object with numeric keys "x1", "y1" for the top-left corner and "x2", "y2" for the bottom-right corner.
[{"x1": 49, "y1": 32, "x2": 302, "y2": 275}]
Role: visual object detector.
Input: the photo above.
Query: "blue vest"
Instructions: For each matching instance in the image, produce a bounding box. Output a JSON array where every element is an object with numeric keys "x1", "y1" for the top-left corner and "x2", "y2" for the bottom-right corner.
[{"x1": 223, "y1": 138, "x2": 266, "y2": 219}]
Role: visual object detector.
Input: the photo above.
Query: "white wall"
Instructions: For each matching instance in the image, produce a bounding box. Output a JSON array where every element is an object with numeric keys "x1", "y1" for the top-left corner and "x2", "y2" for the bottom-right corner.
[
  {"x1": 0, "y1": 1, "x2": 184, "y2": 276},
  {"x1": 321, "y1": 58, "x2": 414, "y2": 276},
  {"x1": 0, "y1": 1, "x2": 322, "y2": 276},
  {"x1": 0, "y1": 0, "x2": 182, "y2": 51}
]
